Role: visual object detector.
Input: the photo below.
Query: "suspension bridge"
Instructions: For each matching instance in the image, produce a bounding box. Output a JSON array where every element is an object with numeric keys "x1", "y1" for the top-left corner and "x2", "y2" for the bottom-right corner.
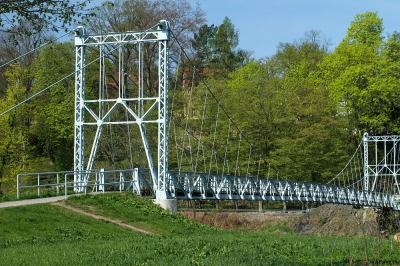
[{"x1": 11, "y1": 21, "x2": 400, "y2": 211}]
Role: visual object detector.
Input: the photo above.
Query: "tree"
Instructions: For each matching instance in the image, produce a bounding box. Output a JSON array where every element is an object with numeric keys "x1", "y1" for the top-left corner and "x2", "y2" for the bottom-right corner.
[
  {"x1": 84, "y1": 0, "x2": 205, "y2": 95},
  {"x1": 258, "y1": 31, "x2": 350, "y2": 182},
  {"x1": 191, "y1": 24, "x2": 217, "y2": 67},
  {"x1": 190, "y1": 17, "x2": 251, "y2": 76},
  {"x1": 0, "y1": 23, "x2": 50, "y2": 97},
  {"x1": 0, "y1": 41, "x2": 77, "y2": 192},
  {"x1": 224, "y1": 61, "x2": 280, "y2": 176},
  {"x1": 0, "y1": 0, "x2": 91, "y2": 37},
  {"x1": 320, "y1": 12, "x2": 400, "y2": 136},
  {"x1": 0, "y1": 63, "x2": 34, "y2": 191},
  {"x1": 211, "y1": 17, "x2": 249, "y2": 72},
  {"x1": 31, "y1": 43, "x2": 75, "y2": 170}
]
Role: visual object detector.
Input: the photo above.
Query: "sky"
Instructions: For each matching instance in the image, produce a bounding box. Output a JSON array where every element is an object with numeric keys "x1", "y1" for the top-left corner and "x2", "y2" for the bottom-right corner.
[{"x1": 188, "y1": 0, "x2": 400, "y2": 59}]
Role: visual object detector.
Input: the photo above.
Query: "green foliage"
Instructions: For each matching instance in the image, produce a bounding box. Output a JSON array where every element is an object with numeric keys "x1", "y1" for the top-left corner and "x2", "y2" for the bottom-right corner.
[
  {"x1": 190, "y1": 17, "x2": 250, "y2": 77},
  {"x1": 0, "y1": 63, "x2": 35, "y2": 187},
  {"x1": 31, "y1": 43, "x2": 75, "y2": 170},
  {"x1": 224, "y1": 31, "x2": 350, "y2": 182},
  {"x1": 225, "y1": 61, "x2": 280, "y2": 176},
  {"x1": 2, "y1": 10, "x2": 400, "y2": 194},
  {"x1": 319, "y1": 12, "x2": 400, "y2": 136},
  {"x1": 0, "y1": 0, "x2": 91, "y2": 38}
]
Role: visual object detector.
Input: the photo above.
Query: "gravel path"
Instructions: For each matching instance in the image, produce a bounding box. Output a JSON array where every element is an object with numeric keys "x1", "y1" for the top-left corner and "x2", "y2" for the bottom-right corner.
[{"x1": 0, "y1": 196, "x2": 66, "y2": 208}]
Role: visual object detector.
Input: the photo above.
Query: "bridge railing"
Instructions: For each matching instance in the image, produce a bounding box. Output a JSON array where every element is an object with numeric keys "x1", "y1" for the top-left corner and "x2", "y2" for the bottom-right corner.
[
  {"x1": 166, "y1": 170, "x2": 400, "y2": 210},
  {"x1": 16, "y1": 168, "x2": 400, "y2": 210},
  {"x1": 16, "y1": 169, "x2": 155, "y2": 199},
  {"x1": 17, "y1": 171, "x2": 73, "y2": 199}
]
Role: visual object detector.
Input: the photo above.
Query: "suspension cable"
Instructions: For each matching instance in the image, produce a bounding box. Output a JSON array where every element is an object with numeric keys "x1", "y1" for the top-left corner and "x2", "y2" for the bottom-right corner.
[
  {"x1": 0, "y1": 31, "x2": 72, "y2": 69},
  {"x1": 178, "y1": 67, "x2": 196, "y2": 173},
  {"x1": 222, "y1": 118, "x2": 232, "y2": 176},
  {"x1": 209, "y1": 102, "x2": 221, "y2": 176},
  {"x1": 234, "y1": 132, "x2": 243, "y2": 177},
  {"x1": 194, "y1": 81, "x2": 209, "y2": 173},
  {"x1": 0, "y1": 20, "x2": 164, "y2": 117},
  {"x1": 169, "y1": 29, "x2": 255, "y2": 150},
  {"x1": 246, "y1": 144, "x2": 253, "y2": 177}
]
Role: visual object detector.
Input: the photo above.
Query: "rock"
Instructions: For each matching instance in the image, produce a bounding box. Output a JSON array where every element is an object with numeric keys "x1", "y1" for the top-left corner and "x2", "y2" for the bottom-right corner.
[
  {"x1": 394, "y1": 233, "x2": 400, "y2": 242},
  {"x1": 288, "y1": 204, "x2": 379, "y2": 236}
]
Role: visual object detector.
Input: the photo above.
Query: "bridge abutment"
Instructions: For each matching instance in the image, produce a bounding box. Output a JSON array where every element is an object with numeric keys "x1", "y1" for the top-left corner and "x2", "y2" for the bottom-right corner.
[{"x1": 154, "y1": 199, "x2": 178, "y2": 212}]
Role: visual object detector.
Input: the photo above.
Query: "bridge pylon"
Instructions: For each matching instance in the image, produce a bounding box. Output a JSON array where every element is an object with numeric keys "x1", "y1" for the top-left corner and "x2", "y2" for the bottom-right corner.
[{"x1": 73, "y1": 20, "x2": 172, "y2": 205}]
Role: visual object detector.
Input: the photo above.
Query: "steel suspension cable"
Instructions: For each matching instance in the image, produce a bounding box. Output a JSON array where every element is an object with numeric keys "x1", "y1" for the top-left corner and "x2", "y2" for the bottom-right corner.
[
  {"x1": 0, "y1": 21, "x2": 163, "y2": 118},
  {"x1": 246, "y1": 144, "x2": 253, "y2": 177},
  {"x1": 327, "y1": 141, "x2": 363, "y2": 184},
  {"x1": 235, "y1": 132, "x2": 243, "y2": 177},
  {"x1": 222, "y1": 118, "x2": 232, "y2": 176},
  {"x1": 0, "y1": 31, "x2": 71, "y2": 69},
  {"x1": 194, "y1": 81, "x2": 209, "y2": 174},
  {"x1": 166, "y1": 27, "x2": 285, "y2": 179},
  {"x1": 209, "y1": 102, "x2": 221, "y2": 175},
  {"x1": 257, "y1": 154, "x2": 262, "y2": 178},
  {"x1": 178, "y1": 67, "x2": 196, "y2": 172},
  {"x1": 168, "y1": 29, "x2": 255, "y2": 154}
]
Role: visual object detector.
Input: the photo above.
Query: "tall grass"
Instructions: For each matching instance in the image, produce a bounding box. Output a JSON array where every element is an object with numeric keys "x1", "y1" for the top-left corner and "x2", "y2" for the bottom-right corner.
[{"x1": 0, "y1": 193, "x2": 399, "y2": 265}]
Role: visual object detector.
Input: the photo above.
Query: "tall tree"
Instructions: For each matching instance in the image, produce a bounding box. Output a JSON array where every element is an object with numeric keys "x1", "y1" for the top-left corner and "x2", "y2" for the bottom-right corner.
[
  {"x1": 0, "y1": 0, "x2": 91, "y2": 37},
  {"x1": 0, "y1": 63, "x2": 34, "y2": 191},
  {"x1": 0, "y1": 23, "x2": 50, "y2": 97},
  {"x1": 31, "y1": 43, "x2": 75, "y2": 170},
  {"x1": 211, "y1": 17, "x2": 249, "y2": 72},
  {"x1": 320, "y1": 12, "x2": 400, "y2": 136},
  {"x1": 191, "y1": 24, "x2": 217, "y2": 68},
  {"x1": 84, "y1": 0, "x2": 205, "y2": 95},
  {"x1": 224, "y1": 61, "x2": 279, "y2": 176},
  {"x1": 263, "y1": 31, "x2": 350, "y2": 182},
  {"x1": 190, "y1": 17, "x2": 251, "y2": 77}
]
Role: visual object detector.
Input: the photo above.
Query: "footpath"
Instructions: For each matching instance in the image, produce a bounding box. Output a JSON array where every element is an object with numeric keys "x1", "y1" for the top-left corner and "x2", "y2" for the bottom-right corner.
[{"x1": 0, "y1": 196, "x2": 66, "y2": 208}]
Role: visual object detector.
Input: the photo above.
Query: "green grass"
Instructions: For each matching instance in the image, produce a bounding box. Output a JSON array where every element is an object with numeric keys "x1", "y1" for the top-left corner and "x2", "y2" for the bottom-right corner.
[{"x1": 0, "y1": 193, "x2": 399, "y2": 265}]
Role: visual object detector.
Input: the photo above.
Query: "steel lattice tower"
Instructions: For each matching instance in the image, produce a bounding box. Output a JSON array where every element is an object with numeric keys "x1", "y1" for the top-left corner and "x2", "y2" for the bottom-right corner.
[{"x1": 73, "y1": 21, "x2": 170, "y2": 199}]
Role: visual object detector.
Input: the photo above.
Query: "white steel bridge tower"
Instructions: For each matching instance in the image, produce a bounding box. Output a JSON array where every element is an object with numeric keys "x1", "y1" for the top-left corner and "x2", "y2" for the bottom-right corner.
[{"x1": 73, "y1": 21, "x2": 171, "y2": 203}]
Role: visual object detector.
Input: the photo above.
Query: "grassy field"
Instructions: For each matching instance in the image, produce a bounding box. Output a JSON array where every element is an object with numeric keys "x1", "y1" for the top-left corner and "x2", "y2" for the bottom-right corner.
[{"x1": 0, "y1": 193, "x2": 399, "y2": 265}]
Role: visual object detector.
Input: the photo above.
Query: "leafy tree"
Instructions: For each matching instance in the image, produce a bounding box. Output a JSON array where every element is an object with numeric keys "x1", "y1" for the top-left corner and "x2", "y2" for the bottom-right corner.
[
  {"x1": 0, "y1": 23, "x2": 50, "y2": 98},
  {"x1": 0, "y1": 0, "x2": 91, "y2": 37},
  {"x1": 261, "y1": 31, "x2": 350, "y2": 182},
  {"x1": 0, "y1": 63, "x2": 34, "y2": 191},
  {"x1": 320, "y1": 12, "x2": 400, "y2": 136},
  {"x1": 0, "y1": 42, "x2": 77, "y2": 191},
  {"x1": 31, "y1": 43, "x2": 75, "y2": 170},
  {"x1": 84, "y1": 0, "x2": 205, "y2": 95},
  {"x1": 190, "y1": 17, "x2": 251, "y2": 77},
  {"x1": 211, "y1": 17, "x2": 250, "y2": 72},
  {"x1": 191, "y1": 24, "x2": 217, "y2": 68},
  {"x1": 225, "y1": 61, "x2": 279, "y2": 176}
]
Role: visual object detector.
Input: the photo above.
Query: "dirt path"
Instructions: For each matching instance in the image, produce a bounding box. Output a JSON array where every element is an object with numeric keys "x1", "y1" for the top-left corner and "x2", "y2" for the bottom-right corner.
[{"x1": 52, "y1": 201, "x2": 157, "y2": 235}]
